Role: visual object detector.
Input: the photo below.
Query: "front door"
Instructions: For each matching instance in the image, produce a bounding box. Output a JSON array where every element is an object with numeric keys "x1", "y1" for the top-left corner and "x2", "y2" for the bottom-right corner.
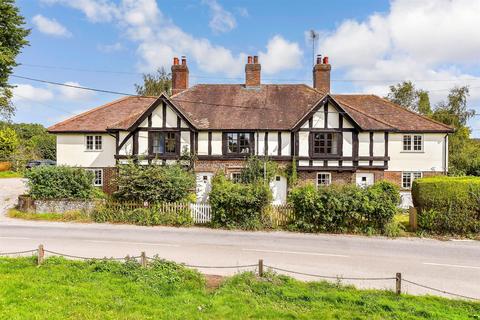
[
  {"x1": 269, "y1": 175, "x2": 287, "y2": 204},
  {"x1": 196, "y1": 172, "x2": 213, "y2": 203},
  {"x1": 356, "y1": 173, "x2": 375, "y2": 187}
]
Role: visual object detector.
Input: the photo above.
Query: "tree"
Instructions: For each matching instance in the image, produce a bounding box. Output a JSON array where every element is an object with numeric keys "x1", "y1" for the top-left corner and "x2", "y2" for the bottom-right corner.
[
  {"x1": 432, "y1": 86, "x2": 474, "y2": 129},
  {"x1": 386, "y1": 81, "x2": 431, "y2": 115},
  {"x1": 135, "y1": 67, "x2": 172, "y2": 96},
  {"x1": 431, "y1": 86, "x2": 477, "y2": 175},
  {"x1": 0, "y1": 127, "x2": 19, "y2": 160},
  {"x1": 0, "y1": 0, "x2": 30, "y2": 119}
]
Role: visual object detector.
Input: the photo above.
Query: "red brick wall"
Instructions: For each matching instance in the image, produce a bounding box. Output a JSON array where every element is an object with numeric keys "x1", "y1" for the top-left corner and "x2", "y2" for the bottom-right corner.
[
  {"x1": 245, "y1": 64, "x2": 261, "y2": 87},
  {"x1": 195, "y1": 159, "x2": 290, "y2": 175},
  {"x1": 298, "y1": 170, "x2": 354, "y2": 185},
  {"x1": 102, "y1": 167, "x2": 117, "y2": 194}
]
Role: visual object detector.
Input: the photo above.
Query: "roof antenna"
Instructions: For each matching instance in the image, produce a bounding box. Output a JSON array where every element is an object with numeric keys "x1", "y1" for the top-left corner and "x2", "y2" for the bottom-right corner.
[{"x1": 309, "y1": 30, "x2": 319, "y2": 67}]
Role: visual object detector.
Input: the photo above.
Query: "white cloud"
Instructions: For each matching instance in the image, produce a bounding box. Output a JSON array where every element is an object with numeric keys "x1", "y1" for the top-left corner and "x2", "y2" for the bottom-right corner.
[
  {"x1": 32, "y1": 14, "x2": 72, "y2": 37},
  {"x1": 41, "y1": 0, "x2": 119, "y2": 23},
  {"x1": 202, "y1": 0, "x2": 236, "y2": 34},
  {"x1": 44, "y1": 0, "x2": 303, "y2": 77},
  {"x1": 12, "y1": 84, "x2": 54, "y2": 102},
  {"x1": 259, "y1": 35, "x2": 303, "y2": 74},
  {"x1": 235, "y1": 7, "x2": 249, "y2": 18},
  {"x1": 58, "y1": 82, "x2": 95, "y2": 101},
  {"x1": 12, "y1": 82, "x2": 95, "y2": 105},
  {"x1": 317, "y1": 0, "x2": 480, "y2": 105},
  {"x1": 97, "y1": 42, "x2": 124, "y2": 53}
]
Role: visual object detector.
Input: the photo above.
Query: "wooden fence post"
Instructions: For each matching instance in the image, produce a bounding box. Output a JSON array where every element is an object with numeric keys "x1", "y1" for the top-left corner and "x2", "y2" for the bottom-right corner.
[
  {"x1": 396, "y1": 272, "x2": 402, "y2": 295},
  {"x1": 409, "y1": 207, "x2": 417, "y2": 232},
  {"x1": 140, "y1": 251, "x2": 147, "y2": 268},
  {"x1": 258, "y1": 259, "x2": 264, "y2": 277},
  {"x1": 37, "y1": 244, "x2": 44, "y2": 266}
]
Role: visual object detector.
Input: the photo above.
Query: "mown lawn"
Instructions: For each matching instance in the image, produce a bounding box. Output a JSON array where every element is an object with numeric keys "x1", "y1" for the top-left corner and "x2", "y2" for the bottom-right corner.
[
  {"x1": 0, "y1": 170, "x2": 23, "y2": 178},
  {"x1": 7, "y1": 208, "x2": 92, "y2": 223},
  {"x1": 0, "y1": 257, "x2": 478, "y2": 319}
]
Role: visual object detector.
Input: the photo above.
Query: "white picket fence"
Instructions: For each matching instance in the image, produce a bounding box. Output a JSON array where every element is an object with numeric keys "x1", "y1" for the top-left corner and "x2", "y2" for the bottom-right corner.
[{"x1": 190, "y1": 203, "x2": 212, "y2": 224}]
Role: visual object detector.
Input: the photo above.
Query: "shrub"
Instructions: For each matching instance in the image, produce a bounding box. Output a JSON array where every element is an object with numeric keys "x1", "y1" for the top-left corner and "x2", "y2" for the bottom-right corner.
[
  {"x1": 412, "y1": 176, "x2": 480, "y2": 234},
  {"x1": 369, "y1": 180, "x2": 401, "y2": 205},
  {"x1": 114, "y1": 162, "x2": 195, "y2": 203},
  {"x1": 288, "y1": 182, "x2": 398, "y2": 234},
  {"x1": 91, "y1": 202, "x2": 192, "y2": 227},
  {"x1": 0, "y1": 127, "x2": 19, "y2": 160},
  {"x1": 209, "y1": 173, "x2": 272, "y2": 229},
  {"x1": 25, "y1": 166, "x2": 95, "y2": 200},
  {"x1": 239, "y1": 156, "x2": 278, "y2": 184}
]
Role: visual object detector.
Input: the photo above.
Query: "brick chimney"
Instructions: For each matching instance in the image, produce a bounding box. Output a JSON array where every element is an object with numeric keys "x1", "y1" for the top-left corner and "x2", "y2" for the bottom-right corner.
[
  {"x1": 171, "y1": 56, "x2": 189, "y2": 95},
  {"x1": 245, "y1": 55, "x2": 261, "y2": 87},
  {"x1": 313, "y1": 55, "x2": 331, "y2": 93}
]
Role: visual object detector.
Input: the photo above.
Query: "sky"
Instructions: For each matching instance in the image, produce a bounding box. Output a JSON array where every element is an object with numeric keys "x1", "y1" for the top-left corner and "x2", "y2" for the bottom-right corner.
[{"x1": 11, "y1": 0, "x2": 480, "y2": 136}]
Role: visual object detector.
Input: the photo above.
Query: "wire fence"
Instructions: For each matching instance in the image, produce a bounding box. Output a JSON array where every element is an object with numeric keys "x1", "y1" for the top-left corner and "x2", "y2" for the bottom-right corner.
[{"x1": 0, "y1": 246, "x2": 478, "y2": 301}]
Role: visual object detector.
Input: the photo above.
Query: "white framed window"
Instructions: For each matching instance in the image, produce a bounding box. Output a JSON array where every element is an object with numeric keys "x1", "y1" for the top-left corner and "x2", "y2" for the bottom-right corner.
[
  {"x1": 86, "y1": 135, "x2": 102, "y2": 151},
  {"x1": 402, "y1": 134, "x2": 423, "y2": 152},
  {"x1": 316, "y1": 172, "x2": 331, "y2": 187},
  {"x1": 87, "y1": 169, "x2": 103, "y2": 186},
  {"x1": 402, "y1": 172, "x2": 422, "y2": 189},
  {"x1": 230, "y1": 172, "x2": 242, "y2": 183}
]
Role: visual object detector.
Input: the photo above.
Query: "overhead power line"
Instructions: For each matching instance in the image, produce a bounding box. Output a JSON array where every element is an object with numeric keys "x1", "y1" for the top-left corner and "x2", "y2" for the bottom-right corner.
[
  {"x1": 10, "y1": 74, "x2": 479, "y2": 118},
  {"x1": 16, "y1": 62, "x2": 480, "y2": 83}
]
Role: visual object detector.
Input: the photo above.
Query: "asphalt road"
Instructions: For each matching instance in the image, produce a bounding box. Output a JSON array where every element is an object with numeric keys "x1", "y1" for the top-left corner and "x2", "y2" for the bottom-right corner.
[{"x1": 0, "y1": 178, "x2": 479, "y2": 300}]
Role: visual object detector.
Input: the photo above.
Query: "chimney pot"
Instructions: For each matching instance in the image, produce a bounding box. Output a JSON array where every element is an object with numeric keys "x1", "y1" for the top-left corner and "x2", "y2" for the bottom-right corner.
[
  {"x1": 181, "y1": 56, "x2": 186, "y2": 65},
  {"x1": 316, "y1": 55, "x2": 322, "y2": 65},
  {"x1": 253, "y1": 55, "x2": 258, "y2": 64},
  {"x1": 247, "y1": 56, "x2": 253, "y2": 64},
  {"x1": 323, "y1": 56, "x2": 329, "y2": 64},
  {"x1": 173, "y1": 57, "x2": 179, "y2": 65}
]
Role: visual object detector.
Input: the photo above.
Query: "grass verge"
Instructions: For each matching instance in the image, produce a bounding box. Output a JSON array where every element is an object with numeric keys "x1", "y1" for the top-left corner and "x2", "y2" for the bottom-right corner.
[
  {"x1": 0, "y1": 257, "x2": 478, "y2": 319},
  {"x1": 7, "y1": 208, "x2": 92, "y2": 223},
  {"x1": 0, "y1": 171, "x2": 23, "y2": 178}
]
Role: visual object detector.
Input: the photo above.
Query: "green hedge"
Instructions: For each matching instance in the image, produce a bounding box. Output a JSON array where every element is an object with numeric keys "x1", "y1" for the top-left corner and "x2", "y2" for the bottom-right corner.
[
  {"x1": 288, "y1": 181, "x2": 399, "y2": 233},
  {"x1": 25, "y1": 166, "x2": 95, "y2": 200},
  {"x1": 412, "y1": 176, "x2": 480, "y2": 234},
  {"x1": 209, "y1": 173, "x2": 272, "y2": 229},
  {"x1": 114, "y1": 162, "x2": 195, "y2": 203}
]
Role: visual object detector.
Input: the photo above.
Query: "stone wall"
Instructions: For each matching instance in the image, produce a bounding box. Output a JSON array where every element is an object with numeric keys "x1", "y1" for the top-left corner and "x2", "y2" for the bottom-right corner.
[{"x1": 18, "y1": 195, "x2": 99, "y2": 214}]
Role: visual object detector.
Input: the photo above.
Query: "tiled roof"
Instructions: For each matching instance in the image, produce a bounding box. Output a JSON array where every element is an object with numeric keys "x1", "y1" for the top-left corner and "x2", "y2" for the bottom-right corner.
[
  {"x1": 169, "y1": 84, "x2": 323, "y2": 130},
  {"x1": 48, "y1": 86, "x2": 454, "y2": 133},
  {"x1": 333, "y1": 94, "x2": 453, "y2": 132},
  {"x1": 48, "y1": 96, "x2": 157, "y2": 132}
]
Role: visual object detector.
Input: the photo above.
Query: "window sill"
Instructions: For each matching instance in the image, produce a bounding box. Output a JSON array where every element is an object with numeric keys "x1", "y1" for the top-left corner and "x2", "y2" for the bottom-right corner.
[
  {"x1": 400, "y1": 151, "x2": 424, "y2": 154},
  {"x1": 85, "y1": 150, "x2": 102, "y2": 152}
]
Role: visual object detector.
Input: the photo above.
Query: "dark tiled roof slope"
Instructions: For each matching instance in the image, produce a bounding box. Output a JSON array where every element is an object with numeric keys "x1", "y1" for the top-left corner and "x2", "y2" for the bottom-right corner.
[
  {"x1": 48, "y1": 86, "x2": 453, "y2": 133},
  {"x1": 48, "y1": 96, "x2": 156, "y2": 132}
]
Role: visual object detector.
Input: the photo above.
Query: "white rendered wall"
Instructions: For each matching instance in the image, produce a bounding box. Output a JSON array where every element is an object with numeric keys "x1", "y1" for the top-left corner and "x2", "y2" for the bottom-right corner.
[
  {"x1": 56, "y1": 134, "x2": 116, "y2": 167},
  {"x1": 211, "y1": 132, "x2": 222, "y2": 155},
  {"x1": 138, "y1": 131, "x2": 148, "y2": 155},
  {"x1": 342, "y1": 132, "x2": 353, "y2": 157},
  {"x1": 388, "y1": 133, "x2": 447, "y2": 172},
  {"x1": 281, "y1": 132, "x2": 291, "y2": 156},
  {"x1": 198, "y1": 132, "x2": 209, "y2": 155},
  {"x1": 298, "y1": 132, "x2": 309, "y2": 157},
  {"x1": 180, "y1": 131, "x2": 190, "y2": 153},
  {"x1": 373, "y1": 132, "x2": 385, "y2": 156},
  {"x1": 358, "y1": 132, "x2": 370, "y2": 156}
]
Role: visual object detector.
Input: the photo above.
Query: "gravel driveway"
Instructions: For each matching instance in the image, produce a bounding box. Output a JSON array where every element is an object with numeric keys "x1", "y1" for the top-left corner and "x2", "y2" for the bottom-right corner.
[{"x1": 0, "y1": 178, "x2": 27, "y2": 220}]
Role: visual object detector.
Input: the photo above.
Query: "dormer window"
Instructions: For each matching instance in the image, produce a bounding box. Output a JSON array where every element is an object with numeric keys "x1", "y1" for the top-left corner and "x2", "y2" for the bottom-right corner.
[
  {"x1": 149, "y1": 132, "x2": 178, "y2": 155},
  {"x1": 224, "y1": 132, "x2": 253, "y2": 155},
  {"x1": 311, "y1": 132, "x2": 339, "y2": 157}
]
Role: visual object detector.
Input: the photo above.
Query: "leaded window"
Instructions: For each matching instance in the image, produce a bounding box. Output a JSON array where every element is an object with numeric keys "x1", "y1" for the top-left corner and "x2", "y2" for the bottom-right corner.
[
  {"x1": 226, "y1": 132, "x2": 252, "y2": 155},
  {"x1": 312, "y1": 132, "x2": 338, "y2": 156}
]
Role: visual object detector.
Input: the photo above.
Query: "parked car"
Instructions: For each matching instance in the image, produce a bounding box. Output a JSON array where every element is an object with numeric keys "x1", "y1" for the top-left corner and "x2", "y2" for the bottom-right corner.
[{"x1": 26, "y1": 160, "x2": 56, "y2": 169}]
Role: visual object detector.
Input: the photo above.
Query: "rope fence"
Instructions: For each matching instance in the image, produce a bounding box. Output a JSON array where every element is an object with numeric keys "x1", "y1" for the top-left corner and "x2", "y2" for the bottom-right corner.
[{"x1": 0, "y1": 245, "x2": 478, "y2": 301}]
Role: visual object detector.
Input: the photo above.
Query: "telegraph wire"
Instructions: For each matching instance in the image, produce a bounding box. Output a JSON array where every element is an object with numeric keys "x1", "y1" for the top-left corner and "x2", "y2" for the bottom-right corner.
[
  {"x1": 16, "y1": 63, "x2": 480, "y2": 83},
  {"x1": 10, "y1": 74, "x2": 480, "y2": 116}
]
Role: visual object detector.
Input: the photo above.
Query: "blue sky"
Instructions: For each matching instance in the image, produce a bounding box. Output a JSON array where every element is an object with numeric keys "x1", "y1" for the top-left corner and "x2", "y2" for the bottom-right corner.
[{"x1": 11, "y1": 0, "x2": 480, "y2": 136}]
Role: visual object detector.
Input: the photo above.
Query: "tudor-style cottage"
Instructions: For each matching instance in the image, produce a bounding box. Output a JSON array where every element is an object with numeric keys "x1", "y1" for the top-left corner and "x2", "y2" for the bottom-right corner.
[{"x1": 48, "y1": 55, "x2": 453, "y2": 204}]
